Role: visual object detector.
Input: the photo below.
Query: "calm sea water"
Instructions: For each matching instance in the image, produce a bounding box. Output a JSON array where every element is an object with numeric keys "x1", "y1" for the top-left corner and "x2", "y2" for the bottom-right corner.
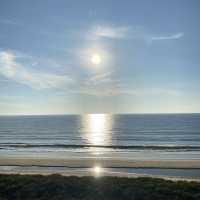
[{"x1": 0, "y1": 114, "x2": 200, "y2": 160}]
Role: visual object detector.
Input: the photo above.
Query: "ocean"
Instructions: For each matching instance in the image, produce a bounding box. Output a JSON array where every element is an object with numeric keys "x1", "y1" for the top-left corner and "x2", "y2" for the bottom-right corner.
[
  {"x1": 0, "y1": 113, "x2": 200, "y2": 159},
  {"x1": 0, "y1": 114, "x2": 200, "y2": 178}
]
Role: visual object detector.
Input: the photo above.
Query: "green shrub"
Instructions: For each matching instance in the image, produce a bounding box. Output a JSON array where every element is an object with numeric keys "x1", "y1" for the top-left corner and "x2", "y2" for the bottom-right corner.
[{"x1": 0, "y1": 174, "x2": 199, "y2": 200}]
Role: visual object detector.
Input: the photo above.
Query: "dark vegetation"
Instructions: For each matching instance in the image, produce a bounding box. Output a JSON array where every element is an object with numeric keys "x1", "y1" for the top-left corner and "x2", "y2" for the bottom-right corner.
[{"x1": 0, "y1": 174, "x2": 200, "y2": 200}]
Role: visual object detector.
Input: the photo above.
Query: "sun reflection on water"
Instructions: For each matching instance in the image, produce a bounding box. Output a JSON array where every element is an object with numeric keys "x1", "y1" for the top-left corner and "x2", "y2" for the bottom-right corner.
[
  {"x1": 93, "y1": 165, "x2": 102, "y2": 176},
  {"x1": 84, "y1": 114, "x2": 112, "y2": 146}
]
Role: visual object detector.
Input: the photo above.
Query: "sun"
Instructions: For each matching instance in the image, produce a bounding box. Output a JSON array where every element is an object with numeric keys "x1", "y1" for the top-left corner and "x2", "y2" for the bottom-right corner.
[{"x1": 91, "y1": 54, "x2": 101, "y2": 65}]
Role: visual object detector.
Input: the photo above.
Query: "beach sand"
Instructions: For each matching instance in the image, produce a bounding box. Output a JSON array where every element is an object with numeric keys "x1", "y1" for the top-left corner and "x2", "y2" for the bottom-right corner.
[
  {"x1": 0, "y1": 156, "x2": 200, "y2": 168},
  {"x1": 0, "y1": 155, "x2": 200, "y2": 182}
]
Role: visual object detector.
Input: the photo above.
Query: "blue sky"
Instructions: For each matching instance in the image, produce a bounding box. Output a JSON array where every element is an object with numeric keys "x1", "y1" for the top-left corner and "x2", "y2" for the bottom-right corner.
[{"x1": 0, "y1": 0, "x2": 200, "y2": 114}]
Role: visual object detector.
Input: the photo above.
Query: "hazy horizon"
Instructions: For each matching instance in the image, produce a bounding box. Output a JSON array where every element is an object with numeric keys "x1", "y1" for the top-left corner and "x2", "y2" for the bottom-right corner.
[
  {"x1": 0, "y1": 0, "x2": 200, "y2": 115},
  {"x1": 0, "y1": 112, "x2": 200, "y2": 116}
]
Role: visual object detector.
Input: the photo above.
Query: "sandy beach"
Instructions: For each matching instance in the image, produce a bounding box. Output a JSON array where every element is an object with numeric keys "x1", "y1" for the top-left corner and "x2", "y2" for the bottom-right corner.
[
  {"x1": 0, "y1": 155, "x2": 200, "y2": 182},
  {"x1": 0, "y1": 156, "x2": 200, "y2": 168}
]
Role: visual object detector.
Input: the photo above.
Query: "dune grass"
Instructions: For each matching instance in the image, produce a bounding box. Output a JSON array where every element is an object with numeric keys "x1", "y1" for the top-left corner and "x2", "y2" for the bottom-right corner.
[{"x1": 0, "y1": 174, "x2": 200, "y2": 200}]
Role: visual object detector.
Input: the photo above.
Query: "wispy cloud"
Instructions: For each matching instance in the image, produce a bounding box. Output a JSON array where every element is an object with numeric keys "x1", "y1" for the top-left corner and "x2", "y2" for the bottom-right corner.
[
  {"x1": 79, "y1": 82, "x2": 182, "y2": 97},
  {"x1": 74, "y1": 71, "x2": 121, "y2": 96},
  {"x1": 80, "y1": 85, "x2": 182, "y2": 97},
  {"x1": 86, "y1": 24, "x2": 184, "y2": 42},
  {"x1": 150, "y1": 32, "x2": 184, "y2": 41},
  {"x1": 89, "y1": 25, "x2": 131, "y2": 39},
  {"x1": 120, "y1": 88, "x2": 182, "y2": 96},
  {"x1": 76, "y1": 71, "x2": 181, "y2": 97},
  {"x1": 0, "y1": 50, "x2": 72, "y2": 90},
  {"x1": 85, "y1": 72, "x2": 114, "y2": 84}
]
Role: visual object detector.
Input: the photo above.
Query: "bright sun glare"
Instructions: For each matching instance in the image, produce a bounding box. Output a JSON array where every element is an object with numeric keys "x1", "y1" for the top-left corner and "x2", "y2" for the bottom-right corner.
[
  {"x1": 91, "y1": 54, "x2": 101, "y2": 65},
  {"x1": 87, "y1": 114, "x2": 109, "y2": 146},
  {"x1": 93, "y1": 165, "x2": 102, "y2": 176}
]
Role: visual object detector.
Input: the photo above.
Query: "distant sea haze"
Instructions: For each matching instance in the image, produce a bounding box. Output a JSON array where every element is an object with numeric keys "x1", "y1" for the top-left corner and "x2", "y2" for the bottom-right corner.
[{"x1": 0, "y1": 114, "x2": 200, "y2": 160}]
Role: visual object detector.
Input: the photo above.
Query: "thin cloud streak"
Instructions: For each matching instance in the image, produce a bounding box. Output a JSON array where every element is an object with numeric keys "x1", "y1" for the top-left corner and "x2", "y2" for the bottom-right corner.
[
  {"x1": 75, "y1": 71, "x2": 181, "y2": 97},
  {"x1": 150, "y1": 32, "x2": 184, "y2": 41},
  {"x1": 78, "y1": 85, "x2": 182, "y2": 97},
  {"x1": 85, "y1": 24, "x2": 184, "y2": 42},
  {"x1": 91, "y1": 25, "x2": 130, "y2": 39},
  {"x1": 0, "y1": 51, "x2": 72, "y2": 90}
]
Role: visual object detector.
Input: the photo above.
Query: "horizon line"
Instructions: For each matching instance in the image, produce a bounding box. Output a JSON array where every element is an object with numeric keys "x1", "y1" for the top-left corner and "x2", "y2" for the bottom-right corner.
[{"x1": 0, "y1": 112, "x2": 200, "y2": 116}]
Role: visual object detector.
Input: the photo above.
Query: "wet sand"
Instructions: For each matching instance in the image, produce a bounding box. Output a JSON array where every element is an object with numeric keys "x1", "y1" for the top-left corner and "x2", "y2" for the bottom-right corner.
[{"x1": 0, "y1": 156, "x2": 200, "y2": 169}]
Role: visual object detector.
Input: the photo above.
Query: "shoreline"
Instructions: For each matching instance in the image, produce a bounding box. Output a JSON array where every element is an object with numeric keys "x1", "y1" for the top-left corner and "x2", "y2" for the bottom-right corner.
[
  {"x1": 0, "y1": 156, "x2": 200, "y2": 182},
  {"x1": 0, "y1": 157, "x2": 200, "y2": 168}
]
